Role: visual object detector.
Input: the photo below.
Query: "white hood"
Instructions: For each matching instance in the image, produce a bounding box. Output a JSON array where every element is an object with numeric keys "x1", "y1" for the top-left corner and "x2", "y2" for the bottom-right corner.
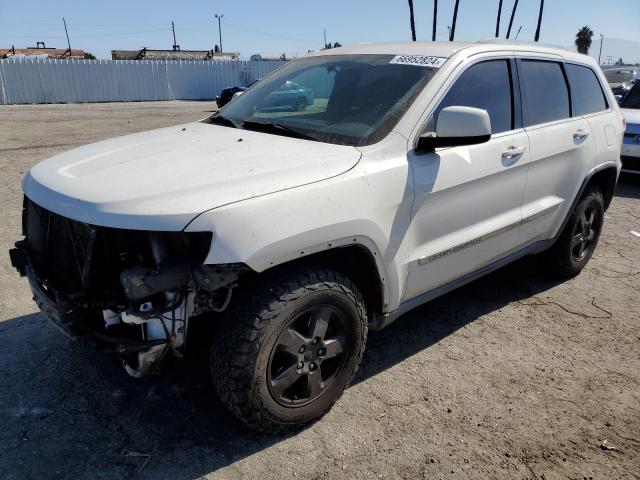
[{"x1": 24, "y1": 122, "x2": 361, "y2": 230}]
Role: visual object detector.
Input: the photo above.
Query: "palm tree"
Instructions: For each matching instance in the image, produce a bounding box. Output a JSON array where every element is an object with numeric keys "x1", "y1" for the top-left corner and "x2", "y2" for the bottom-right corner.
[
  {"x1": 449, "y1": 0, "x2": 460, "y2": 41},
  {"x1": 575, "y1": 26, "x2": 594, "y2": 54},
  {"x1": 534, "y1": 0, "x2": 544, "y2": 42},
  {"x1": 506, "y1": 0, "x2": 519, "y2": 38},
  {"x1": 432, "y1": 0, "x2": 438, "y2": 41},
  {"x1": 408, "y1": 0, "x2": 417, "y2": 41}
]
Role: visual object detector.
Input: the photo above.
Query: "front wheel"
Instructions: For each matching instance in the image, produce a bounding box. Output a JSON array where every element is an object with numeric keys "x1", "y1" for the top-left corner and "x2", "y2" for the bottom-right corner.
[
  {"x1": 545, "y1": 187, "x2": 604, "y2": 278},
  {"x1": 211, "y1": 268, "x2": 367, "y2": 434}
]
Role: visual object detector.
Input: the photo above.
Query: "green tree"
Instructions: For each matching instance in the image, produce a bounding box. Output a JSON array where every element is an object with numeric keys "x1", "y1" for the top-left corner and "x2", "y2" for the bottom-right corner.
[
  {"x1": 83, "y1": 52, "x2": 96, "y2": 60},
  {"x1": 575, "y1": 26, "x2": 594, "y2": 54}
]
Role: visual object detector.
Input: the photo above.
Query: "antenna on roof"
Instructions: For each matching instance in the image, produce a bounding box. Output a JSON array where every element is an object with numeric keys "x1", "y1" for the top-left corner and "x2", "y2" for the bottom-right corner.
[
  {"x1": 495, "y1": 0, "x2": 503, "y2": 37},
  {"x1": 172, "y1": 21, "x2": 180, "y2": 51}
]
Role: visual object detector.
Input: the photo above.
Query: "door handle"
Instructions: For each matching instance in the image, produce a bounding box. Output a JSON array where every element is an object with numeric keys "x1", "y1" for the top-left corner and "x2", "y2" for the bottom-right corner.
[
  {"x1": 573, "y1": 129, "x2": 590, "y2": 140},
  {"x1": 501, "y1": 146, "x2": 526, "y2": 159}
]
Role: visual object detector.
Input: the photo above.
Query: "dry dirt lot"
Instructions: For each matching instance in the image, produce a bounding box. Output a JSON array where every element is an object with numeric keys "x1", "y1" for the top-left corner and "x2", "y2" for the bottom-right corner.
[{"x1": 0, "y1": 101, "x2": 639, "y2": 480}]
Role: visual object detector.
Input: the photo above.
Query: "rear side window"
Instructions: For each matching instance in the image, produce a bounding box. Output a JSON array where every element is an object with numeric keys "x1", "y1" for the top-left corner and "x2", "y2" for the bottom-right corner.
[
  {"x1": 434, "y1": 60, "x2": 513, "y2": 134},
  {"x1": 565, "y1": 64, "x2": 608, "y2": 115},
  {"x1": 519, "y1": 60, "x2": 570, "y2": 126}
]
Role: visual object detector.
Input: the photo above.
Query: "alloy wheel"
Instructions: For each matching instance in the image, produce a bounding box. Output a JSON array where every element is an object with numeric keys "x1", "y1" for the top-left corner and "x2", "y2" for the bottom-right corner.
[{"x1": 268, "y1": 305, "x2": 349, "y2": 407}]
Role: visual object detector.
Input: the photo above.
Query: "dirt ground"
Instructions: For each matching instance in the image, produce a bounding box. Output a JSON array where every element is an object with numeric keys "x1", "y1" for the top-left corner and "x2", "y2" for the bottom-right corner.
[{"x1": 0, "y1": 101, "x2": 639, "y2": 480}]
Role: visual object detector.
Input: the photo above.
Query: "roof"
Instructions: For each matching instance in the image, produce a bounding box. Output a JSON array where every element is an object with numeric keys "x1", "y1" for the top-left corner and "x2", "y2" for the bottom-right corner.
[
  {"x1": 307, "y1": 40, "x2": 590, "y2": 64},
  {"x1": 111, "y1": 49, "x2": 238, "y2": 61},
  {"x1": 0, "y1": 47, "x2": 86, "y2": 59}
]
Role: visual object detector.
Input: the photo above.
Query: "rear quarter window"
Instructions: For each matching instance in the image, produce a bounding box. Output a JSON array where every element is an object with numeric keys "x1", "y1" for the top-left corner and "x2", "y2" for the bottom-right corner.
[
  {"x1": 519, "y1": 60, "x2": 570, "y2": 126},
  {"x1": 565, "y1": 63, "x2": 608, "y2": 116}
]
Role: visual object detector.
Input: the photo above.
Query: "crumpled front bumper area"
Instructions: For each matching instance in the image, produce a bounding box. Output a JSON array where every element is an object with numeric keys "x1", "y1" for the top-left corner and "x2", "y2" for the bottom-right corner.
[{"x1": 9, "y1": 196, "x2": 225, "y2": 376}]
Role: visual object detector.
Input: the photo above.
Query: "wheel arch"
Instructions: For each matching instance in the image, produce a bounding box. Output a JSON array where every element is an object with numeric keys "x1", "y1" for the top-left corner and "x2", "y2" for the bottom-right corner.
[
  {"x1": 256, "y1": 240, "x2": 388, "y2": 318},
  {"x1": 584, "y1": 163, "x2": 618, "y2": 211}
]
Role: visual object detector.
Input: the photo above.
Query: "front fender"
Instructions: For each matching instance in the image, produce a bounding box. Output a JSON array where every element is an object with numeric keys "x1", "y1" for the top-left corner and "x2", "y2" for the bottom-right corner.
[{"x1": 184, "y1": 139, "x2": 414, "y2": 312}]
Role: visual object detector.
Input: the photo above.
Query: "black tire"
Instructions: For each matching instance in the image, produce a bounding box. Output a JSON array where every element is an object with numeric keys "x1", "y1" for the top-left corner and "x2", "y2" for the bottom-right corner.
[
  {"x1": 211, "y1": 267, "x2": 368, "y2": 434},
  {"x1": 545, "y1": 186, "x2": 604, "y2": 278}
]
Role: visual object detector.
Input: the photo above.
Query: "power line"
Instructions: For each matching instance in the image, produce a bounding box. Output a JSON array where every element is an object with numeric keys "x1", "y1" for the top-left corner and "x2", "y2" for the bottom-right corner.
[{"x1": 221, "y1": 21, "x2": 316, "y2": 44}]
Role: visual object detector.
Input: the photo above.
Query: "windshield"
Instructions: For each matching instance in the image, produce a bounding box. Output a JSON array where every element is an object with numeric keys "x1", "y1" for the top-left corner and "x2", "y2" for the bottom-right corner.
[
  {"x1": 603, "y1": 69, "x2": 636, "y2": 84},
  {"x1": 621, "y1": 82, "x2": 640, "y2": 109},
  {"x1": 208, "y1": 54, "x2": 441, "y2": 146}
]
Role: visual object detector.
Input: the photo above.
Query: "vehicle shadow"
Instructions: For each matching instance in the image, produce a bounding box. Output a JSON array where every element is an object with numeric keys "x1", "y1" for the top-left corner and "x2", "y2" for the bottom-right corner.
[
  {"x1": 615, "y1": 175, "x2": 640, "y2": 199},
  {"x1": 0, "y1": 258, "x2": 562, "y2": 480}
]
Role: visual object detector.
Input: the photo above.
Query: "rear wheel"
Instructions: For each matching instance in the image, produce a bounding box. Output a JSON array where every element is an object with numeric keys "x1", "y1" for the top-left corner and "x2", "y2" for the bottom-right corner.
[
  {"x1": 545, "y1": 187, "x2": 604, "y2": 278},
  {"x1": 211, "y1": 267, "x2": 367, "y2": 433}
]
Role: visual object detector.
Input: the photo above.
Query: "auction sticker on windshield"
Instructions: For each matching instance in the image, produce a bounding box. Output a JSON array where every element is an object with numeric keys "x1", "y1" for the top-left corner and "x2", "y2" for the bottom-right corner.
[{"x1": 389, "y1": 55, "x2": 446, "y2": 68}]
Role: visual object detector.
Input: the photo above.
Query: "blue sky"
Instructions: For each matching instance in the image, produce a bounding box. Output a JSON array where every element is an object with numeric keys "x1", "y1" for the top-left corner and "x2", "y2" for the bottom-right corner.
[{"x1": 0, "y1": 0, "x2": 638, "y2": 61}]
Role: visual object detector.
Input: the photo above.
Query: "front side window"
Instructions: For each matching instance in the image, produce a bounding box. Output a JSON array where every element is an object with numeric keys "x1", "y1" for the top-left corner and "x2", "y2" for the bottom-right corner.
[
  {"x1": 432, "y1": 60, "x2": 513, "y2": 134},
  {"x1": 211, "y1": 54, "x2": 441, "y2": 146},
  {"x1": 519, "y1": 60, "x2": 570, "y2": 126},
  {"x1": 565, "y1": 64, "x2": 608, "y2": 116}
]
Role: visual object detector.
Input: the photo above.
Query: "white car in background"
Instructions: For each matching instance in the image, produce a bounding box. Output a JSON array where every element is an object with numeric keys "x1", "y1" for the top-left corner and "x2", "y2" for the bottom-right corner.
[
  {"x1": 11, "y1": 40, "x2": 624, "y2": 433},
  {"x1": 619, "y1": 81, "x2": 640, "y2": 174}
]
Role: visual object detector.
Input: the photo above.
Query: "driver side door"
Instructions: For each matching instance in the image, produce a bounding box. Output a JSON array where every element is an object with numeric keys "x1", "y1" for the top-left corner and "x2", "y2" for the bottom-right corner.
[{"x1": 404, "y1": 57, "x2": 531, "y2": 300}]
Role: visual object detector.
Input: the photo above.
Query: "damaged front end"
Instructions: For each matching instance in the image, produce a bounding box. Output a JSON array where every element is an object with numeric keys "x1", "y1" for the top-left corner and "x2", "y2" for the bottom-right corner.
[{"x1": 10, "y1": 197, "x2": 248, "y2": 377}]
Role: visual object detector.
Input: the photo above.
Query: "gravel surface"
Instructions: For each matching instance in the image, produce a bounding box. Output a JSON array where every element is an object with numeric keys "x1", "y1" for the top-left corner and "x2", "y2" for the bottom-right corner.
[{"x1": 1, "y1": 101, "x2": 639, "y2": 480}]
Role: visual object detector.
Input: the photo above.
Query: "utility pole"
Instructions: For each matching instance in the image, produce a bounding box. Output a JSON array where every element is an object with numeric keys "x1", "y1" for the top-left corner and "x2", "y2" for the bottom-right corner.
[
  {"x1": 449, "y1": 0, "x2": 460, "y2": 41},
  {"x1": 215, "y1": 14, "x2": 223, "y2": 53},
  {"x1": 62, "y1": 17, "x2": 71, "y2": 54},
  {"x1": 495, "y1": 0, "x2": 503, "y2": 37},
  {"x1": 432, "y1": 0, "x2": 438, "y2": 41},
  {"x1": 171, "y1": 21, "x2": 180, "y2": 50},
  {"x1": 324, "y1": 28, "x2": 327, "y2": 48},
  {"x1": 534, "y1": 0, "x2": 544, "y2": 42},
  {"x1": 506, "y1": 0, "x2": 519, "y2": 39},
  {"x1": 598, "y1": 34, "x2": 604, "y2": 65}
]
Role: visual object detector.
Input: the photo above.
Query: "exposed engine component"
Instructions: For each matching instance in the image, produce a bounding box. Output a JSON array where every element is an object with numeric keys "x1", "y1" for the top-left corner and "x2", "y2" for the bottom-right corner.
[
  {"x1": 103, "y1": 292, "x2": 195, "y2": 377},
  {"x1": 11, "y1": 197, "x2": 250, "y2": 377}
]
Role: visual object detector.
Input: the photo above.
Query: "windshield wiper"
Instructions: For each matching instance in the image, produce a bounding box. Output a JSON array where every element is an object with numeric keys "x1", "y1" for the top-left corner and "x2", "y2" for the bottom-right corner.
[
  {"x1": 241, "y1": 120, "x2": 318, "y2": 142},
  {"x1": 208, "y1": 115, "x2": 241, "y2": 129}
]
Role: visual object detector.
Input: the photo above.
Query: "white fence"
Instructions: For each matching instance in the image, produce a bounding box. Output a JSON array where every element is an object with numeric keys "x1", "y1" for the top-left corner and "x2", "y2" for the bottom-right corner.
[{"x1": 0, "y1": 58, "x2": 287, "y2": 105}]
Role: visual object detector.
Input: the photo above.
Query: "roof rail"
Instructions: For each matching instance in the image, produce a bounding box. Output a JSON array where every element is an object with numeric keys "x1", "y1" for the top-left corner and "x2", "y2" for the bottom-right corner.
[{"x1": 475, "y1": 38, "x2": 571, "y2": 52}]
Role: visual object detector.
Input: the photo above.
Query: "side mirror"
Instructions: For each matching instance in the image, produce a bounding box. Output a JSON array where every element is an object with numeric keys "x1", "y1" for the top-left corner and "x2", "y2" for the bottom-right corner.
[
  {"x1": 416, "y1": 106, "x2": 492, "y2": 152},
  {"x1": 615, "y1": 94, "x2": 623, "y2": 104}
]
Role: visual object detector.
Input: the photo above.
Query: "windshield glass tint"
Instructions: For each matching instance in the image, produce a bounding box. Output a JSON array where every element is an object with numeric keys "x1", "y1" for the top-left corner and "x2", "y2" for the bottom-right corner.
[{"x1": 211, "y1": 54, "x2": 441, "y2": 146}]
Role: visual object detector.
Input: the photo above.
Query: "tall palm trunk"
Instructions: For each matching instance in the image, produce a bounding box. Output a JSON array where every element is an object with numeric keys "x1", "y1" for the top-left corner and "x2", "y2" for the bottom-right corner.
[
  {"x1": 495, "y1": 0, "x2": 503, "y2": 37},
  {"x1": 432, "y1": 0, "x2": 438, "y2": 41},
  {"x1": 506, "y1": 0, "x2": 519, "y2": 39},
  {"x1": 408, "y1": 0, "x2": 417, "y2": 41},
  {"x1": 534, "y1": 0, "x2": 544, "y2": 41},
  {"x1": 450, "y1": 0, "x2": 460, "y2": 41}
]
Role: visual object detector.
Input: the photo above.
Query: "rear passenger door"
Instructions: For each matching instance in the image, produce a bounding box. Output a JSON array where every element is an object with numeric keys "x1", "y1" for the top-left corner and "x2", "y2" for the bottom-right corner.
[{"x1": 517, "y1": 58, "x2": 597, "y2": 244}]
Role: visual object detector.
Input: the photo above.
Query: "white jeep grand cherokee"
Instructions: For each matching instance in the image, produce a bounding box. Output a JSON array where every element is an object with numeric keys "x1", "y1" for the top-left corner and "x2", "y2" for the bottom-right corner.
[{"x1": 10, "y1": 41, "x2": 624, "y2": 433}]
